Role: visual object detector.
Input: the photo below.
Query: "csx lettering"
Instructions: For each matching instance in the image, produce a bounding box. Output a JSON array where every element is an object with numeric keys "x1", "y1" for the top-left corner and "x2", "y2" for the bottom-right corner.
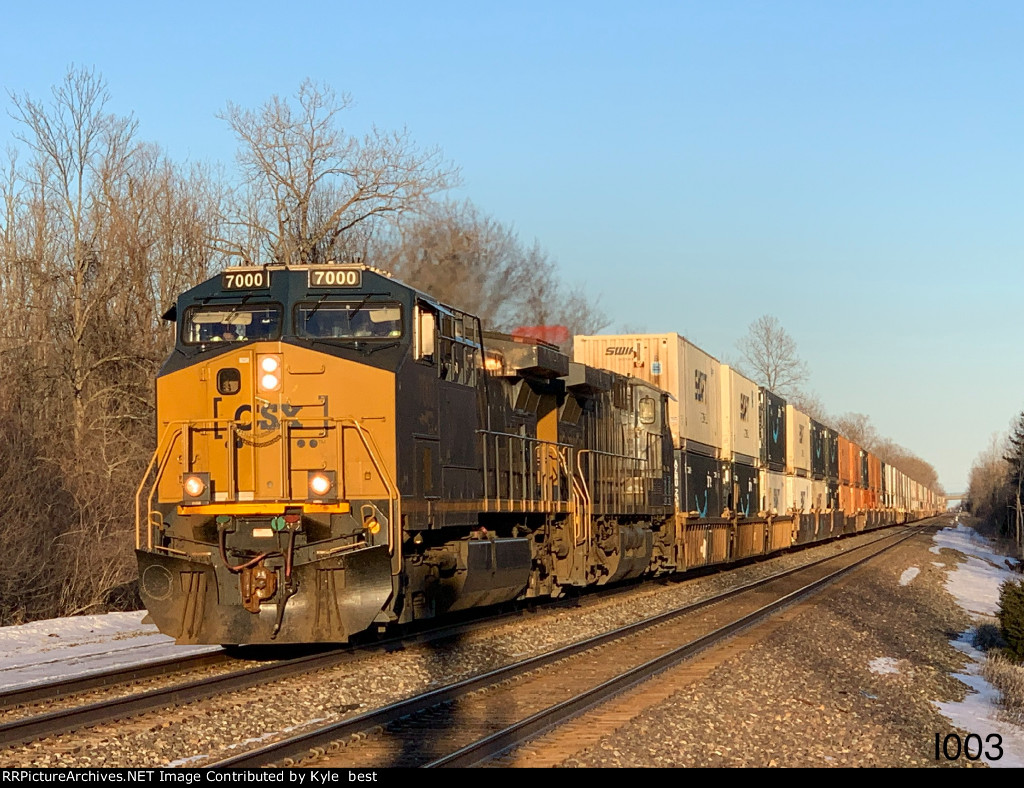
[
  {"x1": 224, "y1": 398, "x2": 328, "y2": 432},
  {"x1": 258, "y1": 404, "x2": 280, "y2": 431},
  {"x1": 604, "y1": 346, "x2": 633, "y2": 355},
  {"x1": 233, "y1": 404, "x2": 253, "y2": 431},
  {"x1": 694, "y1": 370, "x2": 707, "y2": 402}
]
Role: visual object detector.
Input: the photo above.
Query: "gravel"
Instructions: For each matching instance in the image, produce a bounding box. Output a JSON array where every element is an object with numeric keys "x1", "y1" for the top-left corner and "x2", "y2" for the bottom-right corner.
[
  {"x1": 0, "y1": 521, "x2": 977, "y2": 768},
  {"x1": 560, "y1": 523, "x2": 987, "y2": 767}
]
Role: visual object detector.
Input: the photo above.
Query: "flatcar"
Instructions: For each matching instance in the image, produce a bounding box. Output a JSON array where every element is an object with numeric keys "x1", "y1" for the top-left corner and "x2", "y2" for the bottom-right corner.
[{"x1": 135, "y1": 264, "x2": 942, "y2": 645}]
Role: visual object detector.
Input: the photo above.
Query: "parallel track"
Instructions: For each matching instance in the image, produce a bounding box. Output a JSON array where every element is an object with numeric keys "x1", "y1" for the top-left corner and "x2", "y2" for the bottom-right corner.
[{"x1": 209, "y1": 524, "x2": 925, "y2": 768}]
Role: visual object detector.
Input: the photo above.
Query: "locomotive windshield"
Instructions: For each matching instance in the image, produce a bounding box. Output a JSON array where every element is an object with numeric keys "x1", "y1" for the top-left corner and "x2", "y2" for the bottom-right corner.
[
  {"x1": 296, "y1": 301, "x2": 403, "y2": 340},
  {"x1": 183, "y1": 304, "x2": 282, "y2": 344}
]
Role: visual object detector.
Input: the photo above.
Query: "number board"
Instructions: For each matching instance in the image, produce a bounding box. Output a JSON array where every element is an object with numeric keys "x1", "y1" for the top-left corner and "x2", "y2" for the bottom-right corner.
[
  {"x1": 308, "y1": 268, "x2": 362, "y2": 288},
  {"x1": 221, "y1": 270, "x2": 270, "y2": 290}
]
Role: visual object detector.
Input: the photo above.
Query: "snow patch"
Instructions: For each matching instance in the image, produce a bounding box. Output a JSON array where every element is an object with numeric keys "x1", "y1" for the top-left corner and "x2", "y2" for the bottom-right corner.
[
  {"x1": 931, "y1": 525, "x2": 1024, "y2": 767},
  {"x1": 899, "y1": 567, "x2": 920, "y2": 586},
  {"x1": 869, "y1": 657, "x2": 900, "y2": 675},
  {"x1": 0, "y1": 611, "x2": 219, "y2": 692}
]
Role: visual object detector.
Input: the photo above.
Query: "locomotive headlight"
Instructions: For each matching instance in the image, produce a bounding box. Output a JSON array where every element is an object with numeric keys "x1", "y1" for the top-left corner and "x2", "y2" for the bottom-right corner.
[
  {"x1": 307, "y1": 470, "x2": 336, "y2": 501},
  {"x1": 257, "y1": 355, "x2": 282, "y2": 393},
  {"x1": 182, "y1": 472, "x2": 210, "y2": 504}
]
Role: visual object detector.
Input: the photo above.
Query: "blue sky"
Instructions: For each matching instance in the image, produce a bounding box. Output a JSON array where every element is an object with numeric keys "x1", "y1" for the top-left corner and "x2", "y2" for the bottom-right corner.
[{"x1": 3, "y1": 1, "x2": 1022, "y2": 493}]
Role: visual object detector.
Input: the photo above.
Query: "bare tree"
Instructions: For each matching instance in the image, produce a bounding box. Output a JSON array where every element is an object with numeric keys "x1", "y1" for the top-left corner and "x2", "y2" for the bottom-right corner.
[
  {"x1": 377, "y1": 199, "x2": 607, "y2": 344},
  {"x1": 736, "y1": 315, "x2": 808, "y2": 396},
  {"x1": 967, "y1": 433, "x2": 1011, "y2": 535},
  {"x1": 217, "y1": 79, "x2": 459, "y2": 264},
  {"x1": 0, "y1": 66, "x2": 220, "y2": 621},
  {"x1": 789, "y1": 390, "x2": 830, "y2": 424},
  {"x1": 379, "y1": 200, "x2": 532, "y2": 326},
  {"x1": 833, "y1": 412, "x2": 879, "y2": 451}
]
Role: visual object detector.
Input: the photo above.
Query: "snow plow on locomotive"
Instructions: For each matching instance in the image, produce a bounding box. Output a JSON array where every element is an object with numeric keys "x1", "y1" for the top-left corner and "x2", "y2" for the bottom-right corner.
[{"x1": 135, "y1": 264, "x2": 943, "y2": 646}]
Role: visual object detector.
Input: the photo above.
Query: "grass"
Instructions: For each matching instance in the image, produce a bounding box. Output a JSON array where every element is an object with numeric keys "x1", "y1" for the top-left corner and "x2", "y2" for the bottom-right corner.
[{"x1": 981, "y1": 652, "x2": 1024, "y2": 727}]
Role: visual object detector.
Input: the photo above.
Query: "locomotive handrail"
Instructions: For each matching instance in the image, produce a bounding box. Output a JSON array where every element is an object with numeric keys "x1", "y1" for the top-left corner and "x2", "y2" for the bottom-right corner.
[
  {"x1": 477, "y1": 430, "x2": 572, "y2": 513},
  {"x1": 576, "y1": 447, "x2": 656, "y2": 518},
  {"x1": 135, "y1": 422, "x2": 188, "y2": 550},
  {"x1": 135, "y1": 416, "x2": 401, "y2": 572},
  {"x1": 332, "y1": 416, "x2": 402, "y2": 574}
]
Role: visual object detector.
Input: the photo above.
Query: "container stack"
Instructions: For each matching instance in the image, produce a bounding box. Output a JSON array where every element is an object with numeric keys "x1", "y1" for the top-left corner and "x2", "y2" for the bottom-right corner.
[
  {"x1": 759, "y1": 388, "x2": 787, "y2": 515},
  {"x1": 573, "y1": 333, "x2": 725, "y2": 519},
  {"x1": 720, "y1": 366, "x2": 760, "y2": 518}
]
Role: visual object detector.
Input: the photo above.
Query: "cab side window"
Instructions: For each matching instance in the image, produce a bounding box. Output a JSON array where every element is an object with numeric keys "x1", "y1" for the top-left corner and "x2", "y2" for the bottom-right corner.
[
  {"x1": 416, "y1": 304, "x2": 436, "y2": 363},
  {"x1": 414, "y1": 302, "x2": 478, "y2": 387}
]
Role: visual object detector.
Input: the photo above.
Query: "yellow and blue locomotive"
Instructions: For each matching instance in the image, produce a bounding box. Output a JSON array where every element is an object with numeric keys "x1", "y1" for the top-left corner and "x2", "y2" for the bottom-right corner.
[{"x1": 135, "y1": 264, "x2": 675, "y2": 644}]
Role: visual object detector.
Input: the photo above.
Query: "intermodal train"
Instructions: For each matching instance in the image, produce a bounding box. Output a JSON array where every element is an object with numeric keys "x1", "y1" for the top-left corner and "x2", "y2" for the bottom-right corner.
[{"x1": 135, "y1": 264, "x2": 943, "y2": 645}]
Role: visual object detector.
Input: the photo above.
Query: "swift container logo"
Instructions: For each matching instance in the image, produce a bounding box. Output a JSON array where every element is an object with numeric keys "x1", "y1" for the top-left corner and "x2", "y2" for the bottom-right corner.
[
  {"x1": 694, "y1": 370, "x2": 707, "y2": 403},
  {"x1": 604, "y1": 346, "x2": 633, "y2": 356},
  {"x1": 739, "y1": 393, "x2": 750, "y2": 421}
]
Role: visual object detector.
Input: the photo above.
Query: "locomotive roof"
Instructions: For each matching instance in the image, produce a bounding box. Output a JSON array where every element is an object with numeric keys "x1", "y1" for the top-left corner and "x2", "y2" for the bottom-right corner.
[{"x1": 162, "y1": 262, "x2": 458, "y2": 322}]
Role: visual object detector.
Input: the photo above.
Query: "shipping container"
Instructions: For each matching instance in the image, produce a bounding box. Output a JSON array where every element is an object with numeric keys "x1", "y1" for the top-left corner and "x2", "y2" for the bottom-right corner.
[
  {"x1": 720, "y1": 366, "x2": 760, "y2": 465},
  {"x1": 786, "y1": 405, "x2": 811, "y2": 476},
  {"x1": 679, "y1": 450, "x2": 724, "y2": 519},
  {"x1": 812, "y1": 479, "x2": 829, "y2": 511},
  {"x1": 759, "y1": 388, "x2": 787, "y2": 472},
  {"x1": 574, "y1": 333, "x2": 721, "y2": 455},
  {"x1": 825, "y1": 427, "x2": 840, "y2": 482},
  {"x1": 866, "y1": 453, "x2": 882, "y2": 509},
  {"x1": 786, "y1": 474, "x2": 812, "y2": 513},
  {"x1": 839, "y1": 483, "x2": 858, "y2": 515},
  {"x1": 839, "y1": 438, "x2": 862, "y2": 487},
  {"x1": 838, "y1": 435, "x2": 853, "y2": 485},
  {"x1": 760, "y1": 469, "x2": 786, "y2": 516},
  {"x1": 810, "y1": 419, "x2": 827, "y2": 480},
  {"x1": 827, "y1": 480, "x2": 839, "y2": 510},
  {"x1": 724, "y1": 461, "x2": 760, "y2": 518}
]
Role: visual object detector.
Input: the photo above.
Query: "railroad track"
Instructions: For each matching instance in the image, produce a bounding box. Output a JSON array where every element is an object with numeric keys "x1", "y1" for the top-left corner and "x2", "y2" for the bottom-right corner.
[
  {"x1": 0, "y1": 650, "x2": 230, "y2": 711},
  {"x1": 0, "y1": 582, "x2": 606, "y2": 748},
  {"x1": 209, "y1": 523, "x2": 926, "y2": 768}
]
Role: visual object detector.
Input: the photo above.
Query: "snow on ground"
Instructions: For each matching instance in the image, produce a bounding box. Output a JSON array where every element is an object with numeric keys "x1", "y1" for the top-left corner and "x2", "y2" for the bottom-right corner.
[
  {"x1": 869, "y1": 656, "x2": 901, "y2": 675},
  {"x1": 0, "y1": 610, "x2": 218, "y2": 692},
  {"x1": 931, "y1": 515, "x2": 1024, "y2": 768},
  {"x1": 899, "y1": 567, "x2": 920, "y2": 586}
]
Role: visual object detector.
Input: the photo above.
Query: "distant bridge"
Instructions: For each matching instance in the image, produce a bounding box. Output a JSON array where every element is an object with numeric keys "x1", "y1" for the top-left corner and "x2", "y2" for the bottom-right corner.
[{"x1": 944, "y1": 492, "x2": 965, "y2": 501}]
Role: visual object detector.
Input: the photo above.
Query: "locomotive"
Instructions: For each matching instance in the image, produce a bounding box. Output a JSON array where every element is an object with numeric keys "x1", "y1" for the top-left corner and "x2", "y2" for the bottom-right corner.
[{"x1": 135, "y1": 263, "x2": 941, "y2": 645}]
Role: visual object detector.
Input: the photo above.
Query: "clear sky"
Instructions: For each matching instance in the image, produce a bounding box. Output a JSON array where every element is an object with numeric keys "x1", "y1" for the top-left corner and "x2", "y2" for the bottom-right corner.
[{"x1": 2, "y1": 1, "x2": 1021, "y2": 493}]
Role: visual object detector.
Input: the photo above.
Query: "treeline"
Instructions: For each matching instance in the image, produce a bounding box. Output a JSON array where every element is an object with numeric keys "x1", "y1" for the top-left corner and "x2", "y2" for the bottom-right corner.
[
  {"x1": 966, "y1": 414, "x2": 1024, "y2": 550},
  {"x1": 0, "y1": 68, "x2": 606, "y2": 625},
  {"x1": 736, "y1": 315, "x2": 942, "y2": 493}
]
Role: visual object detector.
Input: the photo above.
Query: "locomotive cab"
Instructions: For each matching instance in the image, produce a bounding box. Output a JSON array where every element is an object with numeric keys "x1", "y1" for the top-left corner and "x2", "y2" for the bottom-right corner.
[{"x1": 137, "y1": 264, "x2": 423, "y2": 644}]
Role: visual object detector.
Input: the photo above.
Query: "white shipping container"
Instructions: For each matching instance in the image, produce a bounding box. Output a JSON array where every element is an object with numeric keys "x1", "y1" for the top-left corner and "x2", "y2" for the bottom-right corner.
[
  {"x1": 785, "y1": 475, "x2": 812, "y2": 513},
  {"x1": 786, "y1": 405, "x2": 811, "y2": 475},
  {"x1": 812, "y1": 479, "x2": 829, "y2": 511},
  {"x1": 574, "y1": 333, "x2": 721, "y2": 454},
  {"x1": 720, "y1": 366, "x2": 759, "y2": 464},
  {"x1": 760, "y1": 470, "x2": 786, "y2": 516}
]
